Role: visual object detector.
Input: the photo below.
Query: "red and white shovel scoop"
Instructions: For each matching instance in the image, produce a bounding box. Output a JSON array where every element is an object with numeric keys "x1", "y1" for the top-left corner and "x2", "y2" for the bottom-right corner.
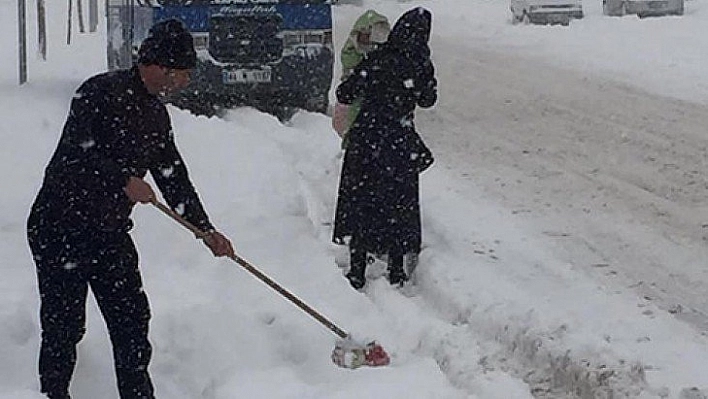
[
  {"x1": 332, "y1": 337, "x2": 391, "y2": 369},
  {"x1": 151, "y1": 199, "x2": 391, "y2": 370}
]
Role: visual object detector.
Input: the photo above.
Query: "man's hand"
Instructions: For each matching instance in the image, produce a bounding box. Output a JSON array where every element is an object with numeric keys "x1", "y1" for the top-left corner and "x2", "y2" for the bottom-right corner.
[
  {"x1": 202, "y1": 230, "x2": 235, "y2": 258},
  {"x1": 124, "y1": 176, "x2": 156, "y2": 204}
]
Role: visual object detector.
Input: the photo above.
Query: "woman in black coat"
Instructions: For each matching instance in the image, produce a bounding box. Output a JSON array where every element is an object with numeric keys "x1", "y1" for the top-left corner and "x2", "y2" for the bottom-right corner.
[{"x1": 333, "y1": 7, "x2": 437, "y2": 290}]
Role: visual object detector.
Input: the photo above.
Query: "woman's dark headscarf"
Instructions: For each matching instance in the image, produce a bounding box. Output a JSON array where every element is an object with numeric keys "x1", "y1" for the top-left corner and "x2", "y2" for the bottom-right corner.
[{"x1": 386, "y1": 7, "x2": 432, "y2": 51}]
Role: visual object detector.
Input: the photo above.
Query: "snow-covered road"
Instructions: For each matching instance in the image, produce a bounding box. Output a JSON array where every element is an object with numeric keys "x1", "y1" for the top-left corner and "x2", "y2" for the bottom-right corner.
[
  {"x1": 5, "y1": 0, "x2": 708, "y2": 397},
  {"x1": 374, "y1": 25, "x2": 708, "y2": 395},
  {"x1": 423, "y1": 38, "x2": 708, "y2": 333}
]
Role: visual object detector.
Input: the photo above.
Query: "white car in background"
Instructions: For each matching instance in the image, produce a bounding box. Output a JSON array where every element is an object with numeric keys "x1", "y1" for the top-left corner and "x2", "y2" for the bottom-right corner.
[
  {"x1": 603, "y1": 0, "x2": 684, "y2": 17},
  {"x1": 510, "y1": 0, "x2": 584, "y2": 25}
]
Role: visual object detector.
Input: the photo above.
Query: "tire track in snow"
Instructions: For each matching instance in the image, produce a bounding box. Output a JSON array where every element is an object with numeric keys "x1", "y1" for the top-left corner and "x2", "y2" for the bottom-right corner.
[
  {"x1": 289, "y1": 36, "x2": 708, "y2": 398},
  {"x1": 420, "y1": 39, "x2": 708, "y2": 335},
  {"x1": 293, "y1": 143, "x2": 651, "y2": 398}
]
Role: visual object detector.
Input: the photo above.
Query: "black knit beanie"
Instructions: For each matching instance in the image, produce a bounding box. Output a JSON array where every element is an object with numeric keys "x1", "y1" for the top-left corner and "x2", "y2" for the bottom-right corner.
[{"x1": 138, "y1": 19, "x2": 197, "y2": 69}]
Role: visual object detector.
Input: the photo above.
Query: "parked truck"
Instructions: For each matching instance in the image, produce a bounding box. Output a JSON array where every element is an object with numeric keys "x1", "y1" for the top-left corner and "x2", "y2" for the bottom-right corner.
[{"x1": 107, "y1": 0, "x2": 334, "y2": 121}]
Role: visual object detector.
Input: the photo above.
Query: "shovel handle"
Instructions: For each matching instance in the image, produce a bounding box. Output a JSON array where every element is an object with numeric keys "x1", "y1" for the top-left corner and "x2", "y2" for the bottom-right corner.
[
  {"x1": 150, "y1": 200, "x2": 349, "y2": 339},
  {"x1": 151, "y1": 200, "x2": 210, "y2": 238}
]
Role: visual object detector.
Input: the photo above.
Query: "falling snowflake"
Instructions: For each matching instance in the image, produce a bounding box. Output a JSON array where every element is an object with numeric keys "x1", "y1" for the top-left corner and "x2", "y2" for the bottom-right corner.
[
  {"x1": 80, "y1": 139, "x2": 96, "y2": 150},
  {"x1": 160, "y1": 166, "x2": 175, "y2": 178}
]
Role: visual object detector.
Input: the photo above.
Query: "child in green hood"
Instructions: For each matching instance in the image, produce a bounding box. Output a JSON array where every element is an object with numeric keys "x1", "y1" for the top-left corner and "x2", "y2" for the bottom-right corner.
[{"x1": 332, "y1": 10, "x2": 390, "y2": 148}]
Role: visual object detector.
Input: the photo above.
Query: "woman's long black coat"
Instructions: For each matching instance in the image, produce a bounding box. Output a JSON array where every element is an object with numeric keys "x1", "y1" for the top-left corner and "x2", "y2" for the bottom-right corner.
[{"x1": 332, "y1": 7, "x2": 438, "y2": 255}]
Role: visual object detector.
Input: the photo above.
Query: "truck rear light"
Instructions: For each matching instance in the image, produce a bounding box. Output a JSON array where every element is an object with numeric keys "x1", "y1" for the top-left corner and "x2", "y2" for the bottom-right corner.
[
  {"x1": 283, "y1": 33, "x2": 302, "y2": 47},
  {"x1": 303, "y1": 33, "x2": 321, "y2": 43},
  {"x1": 192, "y1": 33, "x2": 208, "y2": 50}
]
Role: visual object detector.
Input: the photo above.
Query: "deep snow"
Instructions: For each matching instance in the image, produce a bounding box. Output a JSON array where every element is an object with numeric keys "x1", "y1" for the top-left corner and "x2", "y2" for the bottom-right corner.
[{"x1": 3, "y1": 0, "x2": 708, "y2": 398}]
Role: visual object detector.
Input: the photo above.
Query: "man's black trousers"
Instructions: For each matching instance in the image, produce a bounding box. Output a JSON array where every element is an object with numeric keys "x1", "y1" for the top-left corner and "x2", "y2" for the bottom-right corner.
[{"x1": 27, "y1": 213, "x2": 155, "y2": 399}]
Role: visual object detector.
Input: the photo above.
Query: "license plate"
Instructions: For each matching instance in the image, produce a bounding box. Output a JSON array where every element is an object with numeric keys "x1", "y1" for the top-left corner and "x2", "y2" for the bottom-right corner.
[
  {"x1": 547, "y1": 14, "x2": 569, "y2": 23},
  {"x1": 649, "y1": 1, "x2": 667, "y2": 9},
  {"x1": 223, "y1": 69, "x2": 271, "y2": 84}
]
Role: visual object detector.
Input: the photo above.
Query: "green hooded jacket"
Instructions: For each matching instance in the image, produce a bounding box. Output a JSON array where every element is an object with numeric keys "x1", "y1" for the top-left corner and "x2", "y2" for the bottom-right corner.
[{"x1": 338, "y1": 10, "x2": 390, "y2": 148}]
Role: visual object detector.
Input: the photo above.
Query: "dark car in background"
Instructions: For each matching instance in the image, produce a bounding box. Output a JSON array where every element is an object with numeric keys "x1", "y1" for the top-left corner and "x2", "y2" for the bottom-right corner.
[
  {"x1": 603, "y1": 0, "x2": 684, "y2": 17},
  {"x1": 510, "y1": 0, "x2": 584, "y2": 25}
]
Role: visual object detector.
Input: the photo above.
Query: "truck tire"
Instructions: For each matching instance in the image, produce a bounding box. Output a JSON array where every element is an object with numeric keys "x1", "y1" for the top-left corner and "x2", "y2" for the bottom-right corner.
[{"x1": 603, "y1": 0, "x2": 625, "y2": 16}]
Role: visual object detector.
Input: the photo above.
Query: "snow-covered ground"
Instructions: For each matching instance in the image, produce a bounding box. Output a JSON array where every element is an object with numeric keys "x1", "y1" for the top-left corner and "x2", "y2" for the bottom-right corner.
[{"x1": 3, "y1": 0, "x2": 708, "y2": 397}]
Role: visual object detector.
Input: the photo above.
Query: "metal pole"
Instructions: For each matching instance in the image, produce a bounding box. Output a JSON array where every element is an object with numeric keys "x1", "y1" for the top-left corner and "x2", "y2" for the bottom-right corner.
[
  {"x1": 77, "y1": 0, "x2": 86, "y2": 33},
  {"x1": 105, "y1": 0, "x2": 111, "y2": 68},
  {"x1": 18, "y1": 0, "x2": 27, "y2": 84},
  {"x1": 67, "y1": 0, "x2": 72, "y2": 45},
  {"x1": 37, "y1": 0, "x2": 46, "y2": 60},
  {"x1": 129, "y1": 0, "x2": 135, "y2": 61},
  {"x1": 89, "y1": 0, "x2": 98, "y2": 32}
]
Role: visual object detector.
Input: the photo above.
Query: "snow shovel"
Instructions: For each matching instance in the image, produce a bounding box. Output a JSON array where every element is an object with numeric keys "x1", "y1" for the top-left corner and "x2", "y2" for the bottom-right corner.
[{"x1": 151, "y1": 199, "x2": 390, "y2": 369}]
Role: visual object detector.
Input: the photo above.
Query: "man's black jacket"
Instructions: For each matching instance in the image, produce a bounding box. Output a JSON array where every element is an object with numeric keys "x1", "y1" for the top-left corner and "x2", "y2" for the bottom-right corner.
[{"x1": 31, "y1": 67, "x2": 214, "y2": 233}]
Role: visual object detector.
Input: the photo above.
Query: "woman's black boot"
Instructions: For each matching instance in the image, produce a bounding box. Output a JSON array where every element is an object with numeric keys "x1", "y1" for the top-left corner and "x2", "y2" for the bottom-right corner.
[
  {"x1": 388, "y1": 252, "x2": 407, "y2": 286},
  {"x1": 346, "y1": 242, "x2": 367, "y2": 290}
]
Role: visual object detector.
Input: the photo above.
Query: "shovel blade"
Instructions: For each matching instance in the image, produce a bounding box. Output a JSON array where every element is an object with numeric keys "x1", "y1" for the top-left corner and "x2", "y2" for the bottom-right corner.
[{"x1": 331, "y1": 338, "x2": 390, "y2": 369}]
